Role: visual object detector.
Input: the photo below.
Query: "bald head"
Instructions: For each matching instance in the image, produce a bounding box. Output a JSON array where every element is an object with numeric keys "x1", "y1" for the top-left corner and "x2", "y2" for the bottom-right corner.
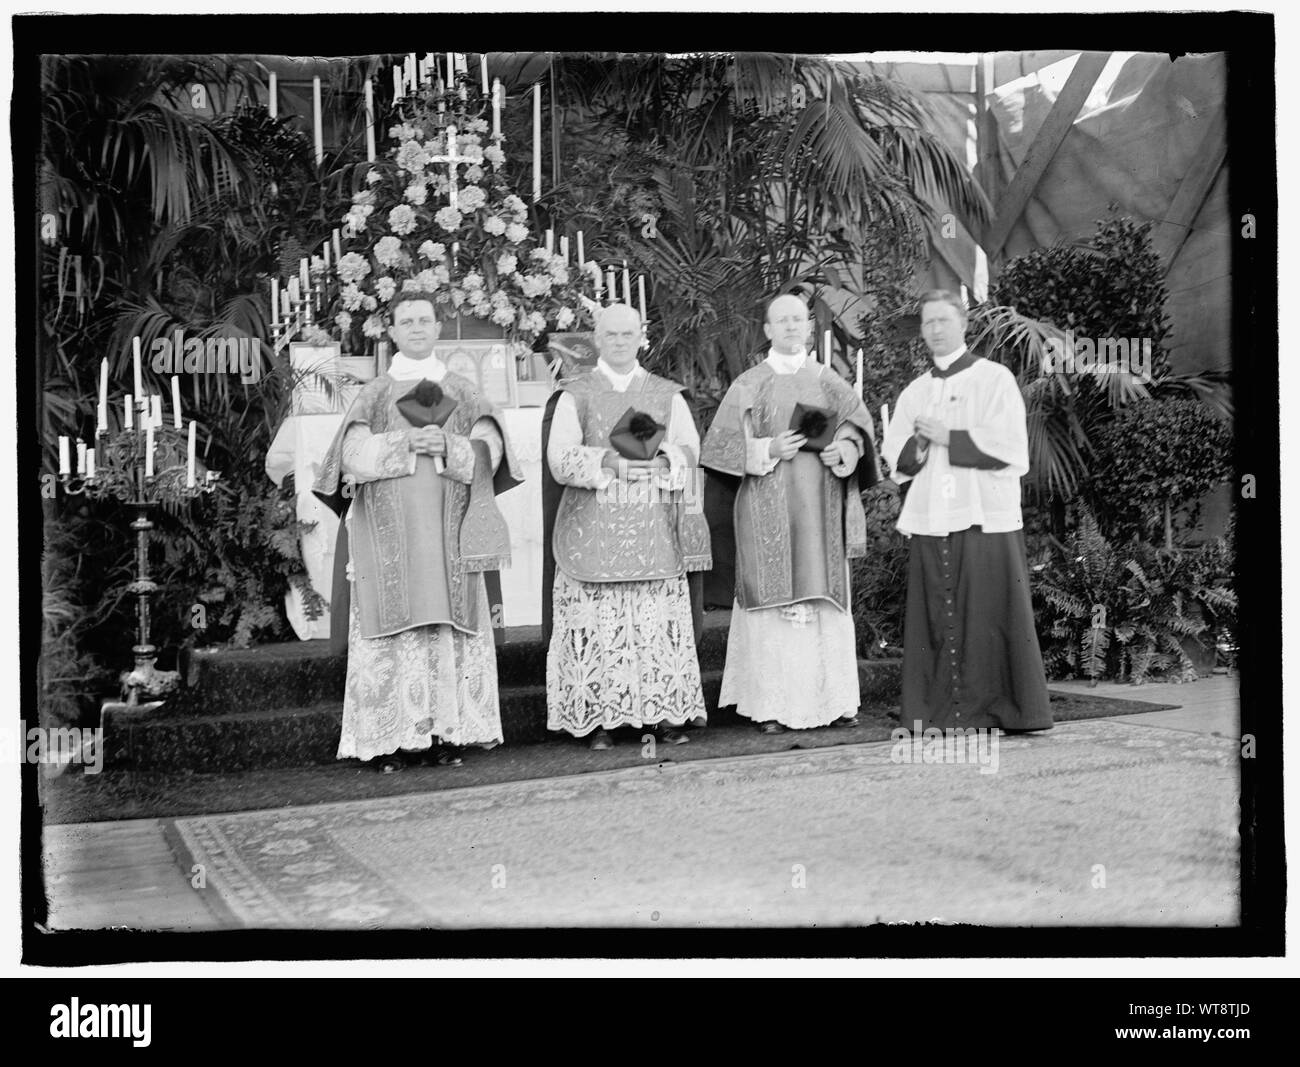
[
  {"x1": 764, "y1": 294, "x2": 811, "y2": 356},
  {"x1": 596, "y1": 302, "x2": 642, "y2": 334},
  {"x1": 595, "y1": 302, "x2": 643, "y2": 373}
]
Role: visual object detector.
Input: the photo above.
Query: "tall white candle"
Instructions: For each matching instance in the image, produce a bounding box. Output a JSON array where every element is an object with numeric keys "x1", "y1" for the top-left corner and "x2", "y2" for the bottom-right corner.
[
  {"x1": 365, "y1": 80, "x2": 375, "y2": 162},
  {"x1": 58, "y1": 436, "x2": 69, "y2": 475},
  {"x1": 151, "y1": 395, "x2": 162, "y2": 429},
  {"x1": 299, "y1": 258, "x2": 309, "y2": 292},
  {"x1": 480, "y1": 54, "x2": 489, "y2": 94},
  {"x1": 133, "y1": 336, "x2": 143, "y2": 398},
  {"x1": 96, "y1": 358, "x2": 108, "y2": 434},
  {"x1": 606, "y1": 270, "x2": 616, "y2": 302},
  {"x1": 446, "y1": 52, "x2": 453, "y2": 88},
  {"x1": 187, "y1": 421, "x2": 197, "y2": 488},
  {"x1": 312, "y1": 76, "x2": 323, "y2": 166},
  {"x1": 394, "y1": 65, "x2": 402, "y2": 100},
  {"x1": 86, "y1": 448, "x2": 95, "y2": 480},
  {"x1": 593, "y1": 266, "x2": 602, "y2": 300},
  {"x1": 172, "y1": 376, "x2": 182, "y2": 429},
  {"x1": 559, "y1": 235, "x2": 569, "y2": 262},
  {"x1": 124, "y1": 395, "x2": 133, "y2": 431},
  {"x1": 492, "y1": 78, "x2": 502, "y2": 138},
  {"x1": 622, "y1": 266, "x2": 631, "y2": 306},
  {"x1": 75, "y1": 439, "x2": 85, "y2": 475},
  {"x1": 638, "y1": 276, "x2": 647, "y2": 322},
  {"x1": 532, "y1": 83, "x2": 542, "y2": 201},
  {"x1": 268, "y1": 71, "x2": 277, "y2": 118},
  {"x1": 287, "y1": 277, "x2": 299, "y2": 305},
  {"x1": 545, "y1": 229, "x2": 553, "y2": 255},
  {"x1": 333, "y1": 228, "x2": 342, "y2": 263},
  {"x1": 576, "y1": 230, "x2": 584, "y2": 266},
  {"x1": 281, "y1": 291, "x2": 291, "y2": 317},
  {"x1": 145, "y1": 426, "x2": 154, "y2": 478},
  {"x1": 271, "y1": 278, "x2": 279, "y2": 327}
]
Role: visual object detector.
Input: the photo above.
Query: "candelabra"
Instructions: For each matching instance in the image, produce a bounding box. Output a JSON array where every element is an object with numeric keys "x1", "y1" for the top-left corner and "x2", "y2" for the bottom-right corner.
[{"x1": 62, "y1": 402, "x2": 221, "y2": 714}]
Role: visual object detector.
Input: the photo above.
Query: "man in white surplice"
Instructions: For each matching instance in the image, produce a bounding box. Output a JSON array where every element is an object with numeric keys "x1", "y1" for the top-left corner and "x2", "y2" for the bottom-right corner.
[
  {"x1": 545, "y1": 303, "x2": 710, "y2": 750},
  {"x1": 314, "y1": 292, "x2": 521, "y2": 773}
]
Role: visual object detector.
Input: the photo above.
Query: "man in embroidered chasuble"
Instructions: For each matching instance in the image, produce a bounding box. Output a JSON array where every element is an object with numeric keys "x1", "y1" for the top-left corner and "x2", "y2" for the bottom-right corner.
[
  {"x1": 882, "y1": 289, "x2": 1051, "y2": 734},
  {"x1": 546, "y1": 304, "x2": 712, "y2": 750},
  {"x1": 701, "y1": 294, "x2": 880, "y2": 731},
  {"x1": 313, "y1": 293, "x2": 523, "y2": 770}
]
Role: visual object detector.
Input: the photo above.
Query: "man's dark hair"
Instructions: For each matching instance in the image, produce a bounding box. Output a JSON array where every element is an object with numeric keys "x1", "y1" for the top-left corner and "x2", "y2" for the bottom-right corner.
[
  {"x1": 918, "y1": 288, "x2": 968, "y2": 320},
  {"x1": 389, "y1": 290, "x2": 440, "y2": 321}
]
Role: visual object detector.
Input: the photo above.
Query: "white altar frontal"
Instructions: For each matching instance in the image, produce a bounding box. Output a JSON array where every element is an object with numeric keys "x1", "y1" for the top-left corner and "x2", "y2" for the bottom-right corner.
[{"x1": 266, "y1": 394, "x2": 548, "y2": 639}]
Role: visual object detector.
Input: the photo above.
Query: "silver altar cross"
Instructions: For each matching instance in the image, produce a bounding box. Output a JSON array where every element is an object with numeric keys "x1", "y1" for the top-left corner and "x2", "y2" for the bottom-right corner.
[{"x1": 427, "y1": 125, "x2": 471, "y2": 210}]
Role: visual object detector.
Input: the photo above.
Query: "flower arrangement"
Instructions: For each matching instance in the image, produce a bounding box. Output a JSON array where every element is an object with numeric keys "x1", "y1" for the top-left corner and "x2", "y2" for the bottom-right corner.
[{"x1": 328, "y1": 82, "x2": 600, "y2": 349}]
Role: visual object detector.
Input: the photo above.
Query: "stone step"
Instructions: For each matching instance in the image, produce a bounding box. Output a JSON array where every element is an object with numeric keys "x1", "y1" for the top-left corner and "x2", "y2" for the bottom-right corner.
[
  {"x1": 161, "y1": 613, "x2": 738, "y2": 720},
  {"x1": 102, "y1": 661, "x2": 903, "y2": 773}
]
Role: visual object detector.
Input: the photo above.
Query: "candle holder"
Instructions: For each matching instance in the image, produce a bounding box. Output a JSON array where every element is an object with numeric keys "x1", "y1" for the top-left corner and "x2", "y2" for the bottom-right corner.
[{"x1": 71, "y1": 417, "x2": 221, "y2": 718}]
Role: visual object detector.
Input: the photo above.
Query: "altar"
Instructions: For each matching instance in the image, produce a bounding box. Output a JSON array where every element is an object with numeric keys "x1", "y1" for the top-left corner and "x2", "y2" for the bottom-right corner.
[
  {"x1": 265, "y1": 403, "x2": 547, "y2": 638},
  {"x1": 256, "y1": 60, "x2": 618, "y2": 639}
]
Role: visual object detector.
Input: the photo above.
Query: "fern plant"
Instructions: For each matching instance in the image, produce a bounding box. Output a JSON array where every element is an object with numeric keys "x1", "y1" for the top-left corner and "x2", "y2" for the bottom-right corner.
[
  {"x1": 1032, "y1": 508, "x2": 1124, "y2": 682},
  {"x1": 1031, "y1": 508, "x2": 1235, "y2": 684},
  {"x1": 1115, "y1": 534, "x2": 1237, "y2": 683}
]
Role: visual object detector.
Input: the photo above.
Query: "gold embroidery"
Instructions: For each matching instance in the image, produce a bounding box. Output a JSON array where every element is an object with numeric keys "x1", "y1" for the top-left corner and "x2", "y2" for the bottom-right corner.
[
  {"x1": 554, "y1": 374, "x2": 697, "y2": 582},
  {"x1": 721, "y1": 363, "x2": 876, "y2": 611}
]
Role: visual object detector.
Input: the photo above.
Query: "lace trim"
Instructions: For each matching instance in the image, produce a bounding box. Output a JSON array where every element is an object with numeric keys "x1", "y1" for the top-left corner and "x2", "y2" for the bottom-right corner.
[{"x1": 546, "y1": 571, "x2": 706, "y2": 735}]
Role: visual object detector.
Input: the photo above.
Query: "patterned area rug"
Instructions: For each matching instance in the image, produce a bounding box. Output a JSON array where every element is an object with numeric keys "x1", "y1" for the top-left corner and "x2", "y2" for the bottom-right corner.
[{"x1": 168, "y1": 718, "x2": 1239, "y2": 928}]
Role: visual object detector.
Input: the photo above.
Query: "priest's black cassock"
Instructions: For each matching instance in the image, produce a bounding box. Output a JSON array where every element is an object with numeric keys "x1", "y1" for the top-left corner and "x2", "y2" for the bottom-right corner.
[{"x1": 883, "y1": 346, "x2": 1052, "y2": 733}]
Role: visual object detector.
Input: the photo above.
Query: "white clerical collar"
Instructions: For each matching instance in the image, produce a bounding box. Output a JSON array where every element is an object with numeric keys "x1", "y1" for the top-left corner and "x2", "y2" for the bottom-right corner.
[
  {"x1": 765, "y1": 348, "x2": 808, "y2": 375},
  {"x1": 389, "y1": 351, "x2": 447, "y2": 381},
  {"x1": 596, "y1": 358, "x2": 643, "y2": 391},
  {"x1": 930, "y1": 344, "x2": 968, "y2": 372}
]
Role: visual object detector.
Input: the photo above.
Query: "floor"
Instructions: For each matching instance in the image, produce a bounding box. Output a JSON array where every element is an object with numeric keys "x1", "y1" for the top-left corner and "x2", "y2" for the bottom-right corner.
[{"x1": 38, "y1": 675, "x2": 1241, "y2": 932}]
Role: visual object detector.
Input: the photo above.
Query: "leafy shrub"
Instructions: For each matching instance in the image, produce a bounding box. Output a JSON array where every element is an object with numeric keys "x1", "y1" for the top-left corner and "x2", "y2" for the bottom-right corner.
[
  {"x1": 40, "y1": 518, "x2": 114, "y2": 727},
  {"x1": 153, "y1": 470, "x2": 324, "y2": 650},
  {"x1": 1086, "y1": 395, "x2": 1232, "y2": 544},
  {"x1": 981, "y1": 215, "x2": 1187, "y2": 521},
  {"x1": 990, "y1": 215, "x2": 1171, "y2": 380},
  {"x1": 1032, "y1": 509, "x2": 1236, "y2": 683}
]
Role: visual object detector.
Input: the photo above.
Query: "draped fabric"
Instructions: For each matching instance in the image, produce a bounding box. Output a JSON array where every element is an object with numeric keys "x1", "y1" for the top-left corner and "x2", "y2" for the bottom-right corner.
[
  {"x1": 701, "y1": 360, "x2": 878, "y2": 612},
  {"x1": 313, "y1": 372, "x2": 523, "y2": 638},
  {"x1": 901, "y1": 528, "x2": 1052, "y2": 733}
]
